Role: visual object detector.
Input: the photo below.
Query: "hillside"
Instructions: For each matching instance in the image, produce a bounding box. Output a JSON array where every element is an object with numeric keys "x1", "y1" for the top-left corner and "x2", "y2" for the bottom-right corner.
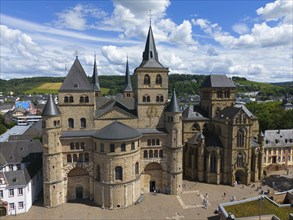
[{"x1": 1, "y1": 75, "x2": 292, "y2": 98}]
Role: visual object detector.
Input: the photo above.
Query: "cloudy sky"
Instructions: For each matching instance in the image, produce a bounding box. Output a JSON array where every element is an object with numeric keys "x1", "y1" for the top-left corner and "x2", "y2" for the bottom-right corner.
[{"x1": 0, "y1": 0, "x2": 292, "y2": 82}]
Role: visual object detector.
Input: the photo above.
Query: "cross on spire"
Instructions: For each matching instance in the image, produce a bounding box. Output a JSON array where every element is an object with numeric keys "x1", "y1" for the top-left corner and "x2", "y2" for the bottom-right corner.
[
  {"x1": 149, "y1": 9, "x2": 152, "y2": 25},
  {"x1": 75, "y1": 50, "x2": 78, "y2": 59}
]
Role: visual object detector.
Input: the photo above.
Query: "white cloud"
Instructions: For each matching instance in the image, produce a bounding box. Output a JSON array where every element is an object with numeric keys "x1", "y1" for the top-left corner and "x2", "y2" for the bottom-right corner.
[
  {"x1": 169, "y1": 20, "x2": 197, "y2": 45},
  {"x1": 256, "y1": 0, "x2": 293, "y2": 23},
  {"x1": 232, "y1": 23, "x2": 249, "y2": 35},
  {"x1": 54, "y1": 4, "x2": 107, "y2": 30}
]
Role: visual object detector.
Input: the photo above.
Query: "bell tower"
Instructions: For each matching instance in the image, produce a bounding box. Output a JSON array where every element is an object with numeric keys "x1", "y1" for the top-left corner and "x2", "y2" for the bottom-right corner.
[{"x1": 134, "y1": 24, "x2": 169, "y2": 128}]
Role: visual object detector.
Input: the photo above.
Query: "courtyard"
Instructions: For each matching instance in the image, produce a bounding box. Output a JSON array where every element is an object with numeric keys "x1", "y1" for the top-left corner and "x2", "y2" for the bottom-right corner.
[{"x1": 5, "y1": 180, "x2": 274, "y2": 220}]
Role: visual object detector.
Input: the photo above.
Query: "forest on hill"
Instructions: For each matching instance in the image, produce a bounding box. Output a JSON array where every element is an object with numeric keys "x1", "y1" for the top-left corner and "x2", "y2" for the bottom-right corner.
[{"x1": 0, "y1": 75, "x2": 292, "y2": 98}]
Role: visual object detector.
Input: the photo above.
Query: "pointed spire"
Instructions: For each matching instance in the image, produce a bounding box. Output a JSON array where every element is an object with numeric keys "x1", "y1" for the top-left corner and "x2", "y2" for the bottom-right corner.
[
  {"x1": 42, "y1": 95, "x2": 60, "y2": 116},
  {"x1": 92, "y1": 55, "x2": 100, "y2": 92},
  {"x1": 166, "y1": 90, "x2": 181, "y2": 112},
  {"x1": 140, "y1": 25, "x2": 164, "y2": 68},
  {"x1": 124, "y1": 57, "x2": 132, "y2": 92}
]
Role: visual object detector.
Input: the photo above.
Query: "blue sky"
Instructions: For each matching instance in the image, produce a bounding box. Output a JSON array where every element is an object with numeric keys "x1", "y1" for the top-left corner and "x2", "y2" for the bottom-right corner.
[{"x1": 0, "y1": 0, "x2": 292, "y2": 82}]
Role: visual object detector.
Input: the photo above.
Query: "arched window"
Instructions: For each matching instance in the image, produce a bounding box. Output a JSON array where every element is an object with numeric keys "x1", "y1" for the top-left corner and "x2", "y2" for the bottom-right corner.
[
  {"x1": 156, "y1": 74, "x2": 162, "y2": 85},
  {"x1": 64, "y1": 96, "x2": 69, "y2": 103},
  {"x1": 156, "y1": 139, "x2": 160, "y2": 145},
  {"x1": 135, "y1": 162, "x2": 139, "y2": 175},
  {"x1": 143, "y1": 95, "x2": 150, "y2": 102},
  {"x1": 81, "y1": 142, "x2": 85, "y2": 149},
  {"x1": 237, "y1": 129, "x2": 245, "y2": 148},
  {"x1": 115, "y1": 166, "x2": 123, "y2": 180},
  {"x1": 67, "y1": 154, "x2": 72, "y2": 163},
  {"x1": 68, "y1": 118, "x2": 74, "y2": 128},
  {"x1": 100, "y1": 143, "x2": 104, "y2": 152},
  {"x1": 75, "y1": 143, "x2": 79, "y2": 150},
  {"x1": 149, "y1": 150, "x2": 153, "y2": 158},
  {"x1": 144, "y1": 74, "x2": 150, "y2": 85},
  {"x1": 121, "y1": 143, "x2": 126, "y2": 152},
  {"x1": 237, "y1": 152, "x2": 244, "y2": 167},
  {"x1": 96, "y1": 165, "x2": 100, "y2": 181},
  {"x1": 192, "y1": 123, "x2": 200, "y2": 131},
  {"x1": 131, "y1": 142, "x2": 135, "y2": 150},
  {"x1": 69, "y1": 96, "x2": 74, "y2": 103},
  {"x1": 84, "y1": 96, "x2": 89, "y2": 103},
  {"x1": 79, "y1": 96, "x2": 84, "y2": 103},
  {"x1": 144, "y1": 150, "x2": 148, "y2": 158},
  {"x1": 70, "y1": 143, "x2": 74, "y2": 150},
  {"x1": 210, "y1": 152, "x2": 217, "y2": 173},
  {"x1": 154, "y1": 150, "x2": 158, "y2": 158},
  {"x1": 156, "y1": 95, "x2": 164, "y2": 102},
  {"x1": 73, "y1": 154, "x2": 78, "y2": 162},
  {"x1": 217, "y1": 91, "x2": 222, "y2": 98},
  {"x1": 84, "y1": 153, "x2": 89, "y2": 162},
  {"x1": 159, "y1": 150, "x2": 163, "y2": 158},
  {"x1": 147, "y1": 139, "x2": 151, "y2": 146},
  {"x1": 110, "y1": 144, "x2": 115, "y2": 152},
  {"x1": 80, "y1": 118, "x2": 86, "y2": 128},
  {"x1": 152, "y1": 139, "x2": 155, "y2": 146}
]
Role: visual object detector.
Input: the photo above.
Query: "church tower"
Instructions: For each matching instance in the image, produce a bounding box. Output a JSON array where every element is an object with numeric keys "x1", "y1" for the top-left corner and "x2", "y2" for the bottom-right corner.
[
  {"x1": 58, "y1": 57, "x2": 95, "y2": 130},
  {"x1": 134, "y1": 25, "x2": 169, "y2": 128},
  {"x1": 42, "y1": 95, "x2": 64, "y2": 207},
  {"x1": 165, "y1": 91, "x2": 183, "y2": 194},
  {"x1": 123, "y1": 58, "x2": 133, "y2": 98},
  {"x1": 200, "y1": 75, "x2": 236, "y2": 119}
]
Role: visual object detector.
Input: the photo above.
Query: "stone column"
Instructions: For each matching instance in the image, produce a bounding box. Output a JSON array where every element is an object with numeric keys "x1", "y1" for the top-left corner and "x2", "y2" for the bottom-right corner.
[
  {"x1": 206, "y1": 153, "x2": 211, "y2": 183},
  {"x1": 216, "y1": 155, "x2": 221, "y2": 184},
  {"x1": 110, "y1": 186, "x2": 113, "y2": 210}
]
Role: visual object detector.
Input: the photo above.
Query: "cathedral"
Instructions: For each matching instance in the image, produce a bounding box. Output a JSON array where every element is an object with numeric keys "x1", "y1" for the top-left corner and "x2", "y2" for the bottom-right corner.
[{"x1": 42, "y1": 24, "x2": 263, "y2": 209}]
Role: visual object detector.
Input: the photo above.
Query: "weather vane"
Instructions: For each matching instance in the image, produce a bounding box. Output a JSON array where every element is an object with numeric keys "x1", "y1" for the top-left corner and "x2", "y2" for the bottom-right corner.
[
  {"x1": 149, "y1": 9, "x2": 152, "y2": 25},
  {"x1": 75, "y1": 50, "x2": 78, "y2": 59}
]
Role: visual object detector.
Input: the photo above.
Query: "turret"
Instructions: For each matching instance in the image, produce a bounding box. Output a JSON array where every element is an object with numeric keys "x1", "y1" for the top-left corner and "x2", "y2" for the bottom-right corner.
[
  {"x1": 42, "y1": 95, "x2": 64, "y2": 207},
  {"x1": 165, "y1": 91, "x2": 183, "y2": 194}
]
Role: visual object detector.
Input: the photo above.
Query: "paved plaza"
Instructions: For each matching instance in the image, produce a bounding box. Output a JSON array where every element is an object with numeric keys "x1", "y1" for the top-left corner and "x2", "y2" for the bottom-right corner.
[{"x1": 5, "y1": 180, "x2": 273, "y2": 220}]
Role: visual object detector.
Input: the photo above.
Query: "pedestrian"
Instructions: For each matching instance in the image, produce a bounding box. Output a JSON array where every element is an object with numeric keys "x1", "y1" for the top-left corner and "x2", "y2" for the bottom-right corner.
[
  {"x1": 205, "y1": 192, "x2": 208, "y2": 199},
  {"x1": 223, "y1": 192, "x2": 226, "y2": 197}
]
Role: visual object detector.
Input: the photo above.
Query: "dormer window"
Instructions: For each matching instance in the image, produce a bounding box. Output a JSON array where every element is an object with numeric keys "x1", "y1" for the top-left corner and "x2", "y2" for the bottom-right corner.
[
  {"x1": 74, "y1": 83, "x2": 78, "y2": 88},
  {"x1": 275, "y1": 139, "x2": 279, "y2": 144}
]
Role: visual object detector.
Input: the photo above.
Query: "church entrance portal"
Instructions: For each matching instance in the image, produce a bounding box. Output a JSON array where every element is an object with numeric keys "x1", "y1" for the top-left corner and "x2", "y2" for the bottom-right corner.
[
  {"x1": 235, "y1": 169, "x2": 246, "y2": 184},
  {"x1": 67, "y1": 167, "x2": 89, "y2": 200},
  {"x1": 143, "y1": 162, "x2": 162, "y2": 193}
]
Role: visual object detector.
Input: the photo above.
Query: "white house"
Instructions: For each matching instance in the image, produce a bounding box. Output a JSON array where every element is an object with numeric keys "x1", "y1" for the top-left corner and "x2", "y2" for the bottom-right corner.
[{"x1": 0, "y1": 139, "x2": 42, "y2": 216}]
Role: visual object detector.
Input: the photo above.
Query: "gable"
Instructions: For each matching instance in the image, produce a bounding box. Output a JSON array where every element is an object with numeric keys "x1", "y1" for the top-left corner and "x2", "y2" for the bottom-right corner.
[{"x1": 97, "y1": 107, "x2": 136, "y2": 120}]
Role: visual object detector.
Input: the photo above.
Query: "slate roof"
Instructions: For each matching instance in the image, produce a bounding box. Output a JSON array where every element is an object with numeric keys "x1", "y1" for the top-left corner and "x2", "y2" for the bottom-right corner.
[
  {"x1": 213, "y1": 105, "x2": 256, "y2": 121},
  {"x1": 124, "y1": 59, "x2": 133, "y2": 92},
  {"x1": 95, "y1": 98, "x2": 136, "y2": 118},
  {"x1": 182, "y1": 105, "x2": 208, "y2": 121},
  {"x1": 0, "y1": 140, "x2": 42, "y2": 166},
  {"x1": 42, "y1": 95, "x2": 61, "y2": 116},
  {"x1": 137, "y1": 128, "x2": 167, "y2": 135},
  {"x1": 60, "y1": 130, "x2": 96, "y2": 138},
  {"x1": 264, "y1": 129, "x2": 293, "y2": 147},
  {"x1": 93, "y1": 121, "x2": 142, "y2": 140},
  {"x1": 139, "y1": 25, "x2": 165, "y2": 68},
  {"x1": 3, "y1": 169, "x2": 31, "y2": 186},
  {"x1": 166, "y1": 91, "x2": 181, "y2": 112},
  {"x1": 201, "y1": 75, "x2": 236, "y2": 88},
  {"x1": 59, "y1": 58, "x2": 93, "y2": 92},
  {"x1": 0, "y1": 125, "x2": 31, "y2": 142}
]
